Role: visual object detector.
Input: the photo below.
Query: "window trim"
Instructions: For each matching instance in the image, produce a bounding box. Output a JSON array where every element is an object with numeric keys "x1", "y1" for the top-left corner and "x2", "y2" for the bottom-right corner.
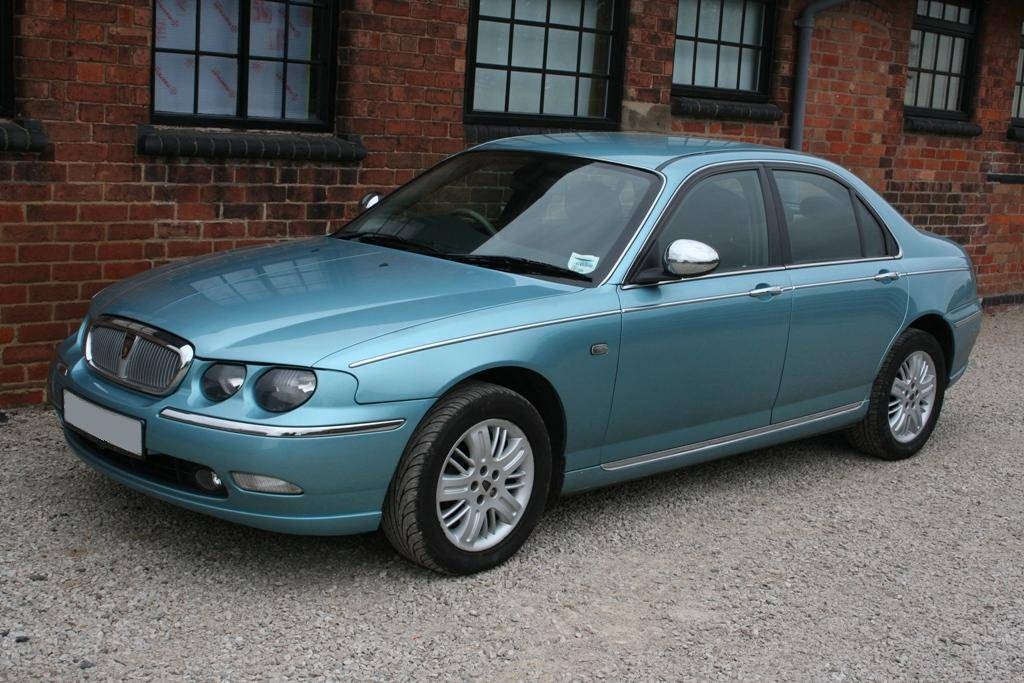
[
  {"x1": 0, "y1": 0, "x2": 14, "y2": 118},
  {"x1": 463, "y1": 0, "x2": 628, "y2": 129},
  {"x1": 624, "y1": 162, "x2": 786, "y2": 286},
  {"x1": 669, "y1": 0, "x2": 777, "y2": 103},
  {"x1": 904, "y1": 1, "x2": 981, "y2": 122},
  {"x1": 149, "y1": 0, "x2": 339, "y2": 133}
]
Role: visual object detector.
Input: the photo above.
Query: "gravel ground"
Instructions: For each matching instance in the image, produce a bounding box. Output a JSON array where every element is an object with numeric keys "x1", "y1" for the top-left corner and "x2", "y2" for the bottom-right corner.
[{"x1": 2, "y1": 307, "x2": 1023, "y2": 681}]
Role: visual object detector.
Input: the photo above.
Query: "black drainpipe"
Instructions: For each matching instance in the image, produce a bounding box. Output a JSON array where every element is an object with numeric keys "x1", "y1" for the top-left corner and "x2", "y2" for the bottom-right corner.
[{"x1": 789, "y1": 0, "x2": 853, "y2": 150}]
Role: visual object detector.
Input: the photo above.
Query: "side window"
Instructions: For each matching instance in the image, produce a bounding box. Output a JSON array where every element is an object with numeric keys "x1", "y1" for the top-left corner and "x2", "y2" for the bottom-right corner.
[
  {"x1": 855, "y1": 199, "x2": 889, "y2": 258},
  {"x1": 774, "y1": 171, "x2": 861, "y2": 264},
  {"x1": 653, "y1": 170, "x2": 770, "y2": 274}
]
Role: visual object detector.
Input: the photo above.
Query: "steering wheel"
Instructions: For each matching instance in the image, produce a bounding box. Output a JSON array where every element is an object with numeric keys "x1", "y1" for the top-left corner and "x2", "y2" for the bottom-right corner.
[{"x1": 451, "y1": 208, "x2": 497, "y2": 236}]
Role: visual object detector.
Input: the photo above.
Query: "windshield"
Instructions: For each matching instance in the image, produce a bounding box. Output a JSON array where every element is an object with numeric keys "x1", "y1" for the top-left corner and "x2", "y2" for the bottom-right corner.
[{"x1": 334, "y1": 151, "x2": 661, "y2": 284}]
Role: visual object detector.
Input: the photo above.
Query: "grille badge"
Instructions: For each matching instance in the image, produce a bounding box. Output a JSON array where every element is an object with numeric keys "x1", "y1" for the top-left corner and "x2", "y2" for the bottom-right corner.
[{"x1": 120, "y1": 332, "x2": 136, "y2": 361}]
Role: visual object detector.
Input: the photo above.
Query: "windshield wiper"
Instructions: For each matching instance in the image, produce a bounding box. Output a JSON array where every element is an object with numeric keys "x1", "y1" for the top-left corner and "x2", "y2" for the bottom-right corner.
[
  {"x1": 339, "y1": 232, "x2": 439, "y2": 254},
  {"x1": 444, "y1": 254, "x2": 592, "y2": 282}
]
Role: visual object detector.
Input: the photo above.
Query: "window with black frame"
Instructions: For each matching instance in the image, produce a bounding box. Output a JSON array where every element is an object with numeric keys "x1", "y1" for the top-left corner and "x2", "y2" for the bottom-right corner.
[
  {"x1": 1, "y1": 1, "x2": 14, "y2": 118},
  {"x1": 905, "y1": 1, "x2": 977, "y2": 118},
  {"x1": 466, "y1": 0, "x2": 624, "y2": 126},
  {"x1": 152, "y1": 0, "x2": 336, "y2": 130},
  {"x1": 672, "y1": 0, "x2": 773, "y2": 100},
  {"x1": 1013, "y1": 22, "x2": 1024, "y2": 123}
]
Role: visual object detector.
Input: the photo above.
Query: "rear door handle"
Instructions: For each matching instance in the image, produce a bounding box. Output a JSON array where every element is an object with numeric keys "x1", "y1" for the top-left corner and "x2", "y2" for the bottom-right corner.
[
  {"x1": 748, "y1": 285, "x2": 784, "y2": 297},
  {"x1": 873, "y1": 271, "x2": 900, "y2": 283}
]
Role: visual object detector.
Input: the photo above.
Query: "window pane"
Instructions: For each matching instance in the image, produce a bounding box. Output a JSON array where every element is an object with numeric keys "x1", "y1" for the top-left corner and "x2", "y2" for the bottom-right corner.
[
  {"x1": 547, "y1": 29, "x2": 580, "y2": 71},
  {"x1": 479, "y1": 0, "x2": 512, "y2": 18},
  {"x1": 515, "y1": 0, "x2": 547, "y2": 21},
  {"x1": 694, "y1": 42, "x2": 717, "y2": 86},
  {"x1": 197, "y1": 55, "x2": 237, "y2": 115},
  {"x1": 920, "y1": 32, "x2": 937, "y2": 70},
  {"x1": 551, "y1": 0, "x2": 583, "y2": 25},
  {"x1": 950, "y1": 37, "x2": 964, "y2": 72},
  {"x1": 915, "y1": 72, "x2": 933, "y2": 107},
  {"x1": 720, "y1": 0, "x2": 744, "y2": 43},
  {"x1": 285, "y1": 62, "x2": 315, "y2": 119},
  {"x1": 580, "y1": 32, "x2": 610, "y2": 73},
  {"x1": 153, "y1": 52, "x2": 196, "y2": 113},
  {"x1": 250, "y1": 0, "x2": 285, "y2": 58},
  {"x1": 511, "y1": 25, "x2": 544, "y2": 68},
  {"x1": 856, "y1": 200, "x2": 888, "y2": 258},
  {"x1": 577, "y1": 77, "x2": 607, "y2": 117},
  {"x1": 931, "y1": 74, "x2": 948, "y2": 109},
  {"x1": 508, "y1": 71, "x2": 542, "y2": 113},
  {"x1": 199, "y1": 0, "x2": 240, "y2": 54},
  {"x1": 248, "y1": 59, "x2": 284, "y2": 118},
  {"x1": 543, "y1": 74, "x2": 576, "y2": 115},
  {"x1": 742, "y1": 1, "x2": 763, "y2": 45},
  {"x1": 583, "y1": 0, "x2": 614, "y2": 30},
  {"x1": 477, "y1": 21, "x2": 510, "y2": 65},
  {"x1": 739, "y1": 47, "x2": 759, "y2": 91},
  {"x1": 155, "y1": 0, "x2": 197, "y2": 50},
  {"x1": 946, "y1": 76, "x2": 961, "y2": 110},
  {"x1": 717, "y1": 45, "x2": 740, "y2": 88},
  {"x1": 775, "y1": 171, "x2": 862, "y2": 264},
  {"x1": 905, "y1": 71, "x2": 918, "y2": 106},
  {"x1": 697, "y1": 0, "x2": 721, "y2": 40},
  {"x1": 473, "y1": 68, "x2": 507, "y2": 111},
  {"x1": 676, "y1": 0, "x2": 698, "y2": 37},
  {"x1": 908, "y1": 30, "x2": 921, "y2": 68},
  {"x1": 657, "y1": 170, "x2": 770, "y2": 273},
  {"x1": 936, "y1": 34, "x2": 952, "y2": 72},
  {"x1": 673, "y1": 39, "x2": 695, "y2": 85},
  {"x1": 287, "y1": 4, "x2": 317, "y2": 60}
]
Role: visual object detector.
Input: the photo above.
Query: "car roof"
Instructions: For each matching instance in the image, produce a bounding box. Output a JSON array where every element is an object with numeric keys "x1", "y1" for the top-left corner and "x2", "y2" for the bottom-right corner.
[{"x1": 475, "y1": 132, "x2": 807, "y2": 172}]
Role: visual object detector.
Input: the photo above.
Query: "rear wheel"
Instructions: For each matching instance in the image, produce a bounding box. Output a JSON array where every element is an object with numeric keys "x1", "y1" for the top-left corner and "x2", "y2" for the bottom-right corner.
[
  {"x1": 847, "y1": 328, "x2": 946, "y2": 460},
  {"x1": 381, "y1": 381, "x2": 551, "y2": 574}
]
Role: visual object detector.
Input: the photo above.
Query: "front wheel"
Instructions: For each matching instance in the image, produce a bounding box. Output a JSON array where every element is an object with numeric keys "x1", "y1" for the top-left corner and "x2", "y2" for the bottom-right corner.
[
  {"x1": 381, "y1": 381, "x2": 551, "y2": 574},
  {"x1": 847, "y1": 328, "x2": 947, "y2": 460}
]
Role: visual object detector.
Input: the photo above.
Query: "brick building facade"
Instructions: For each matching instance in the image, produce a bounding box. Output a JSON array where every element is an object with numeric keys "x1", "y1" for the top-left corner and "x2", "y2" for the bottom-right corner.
[{"x1": 1, "y1": 0, "x2": 1022, "y2": 407}]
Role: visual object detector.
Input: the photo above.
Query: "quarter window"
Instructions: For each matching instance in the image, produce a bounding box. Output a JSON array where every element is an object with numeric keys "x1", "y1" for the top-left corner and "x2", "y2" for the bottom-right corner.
[
  {"x1": 1013, "y1": 22, "x2": 1024, "y2": 122},
  {"x1": 652, "y1": 170, "x2": 771, "y2": 274},
  {"x1": 672, "y1": 0, "x2": 774, "y2": 99},
  {"x1": 152, "y1": 0, "x2": 337, "y2": 130},
  {"x1": 905, "y1": 1, "x2": 977, "y2": 116},
  {"x1": 466, "y1": 0, "x2": 625, "y2": 125}
]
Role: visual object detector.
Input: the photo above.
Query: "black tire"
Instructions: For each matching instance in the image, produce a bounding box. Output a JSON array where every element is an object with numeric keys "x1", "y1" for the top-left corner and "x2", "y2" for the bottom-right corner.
[
  {"x1": 381, "y1": 381, "x2": 552, "y2": 574},
  {"x1": 847, "y1": 328, "x2": 947, "y2": 460}
]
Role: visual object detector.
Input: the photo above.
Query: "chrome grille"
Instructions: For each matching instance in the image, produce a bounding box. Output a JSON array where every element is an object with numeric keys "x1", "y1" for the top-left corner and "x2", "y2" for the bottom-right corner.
[{"x1": 85, "y1": 317, "x2": 194, "y2": 395}]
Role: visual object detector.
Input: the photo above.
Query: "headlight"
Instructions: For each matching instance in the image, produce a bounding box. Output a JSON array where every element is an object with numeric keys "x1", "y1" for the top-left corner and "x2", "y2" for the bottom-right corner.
[
  {"x1": 254, "y1": 368, "x2": 317, "y2": 412},
  {"x1": 202, "y1": 363, "x2": 247, "y2": 401}
]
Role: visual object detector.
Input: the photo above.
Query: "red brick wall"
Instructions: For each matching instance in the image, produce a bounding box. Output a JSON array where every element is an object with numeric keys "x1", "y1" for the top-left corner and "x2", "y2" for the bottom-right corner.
[{"x1": 1, "y1": 0, "x2": 1023, "y2": 407}]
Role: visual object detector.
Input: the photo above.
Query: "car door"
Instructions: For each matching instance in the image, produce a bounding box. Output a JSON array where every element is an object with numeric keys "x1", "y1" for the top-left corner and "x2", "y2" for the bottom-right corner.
[
  {"x1": 768, "y1": 167, "x2": 909, "y2": 423},
  {"x1": 601, "y1": 166, "x2": 793, "y2": 466}
]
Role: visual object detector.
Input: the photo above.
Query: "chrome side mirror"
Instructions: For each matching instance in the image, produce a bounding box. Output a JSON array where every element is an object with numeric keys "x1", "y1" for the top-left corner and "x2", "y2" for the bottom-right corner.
[
  {"x1": 665, "y1": 239, "x2": 720, "y2": 278},
  {"x1": 359, "y1": 191, "x2": 382, "y2": 212}
]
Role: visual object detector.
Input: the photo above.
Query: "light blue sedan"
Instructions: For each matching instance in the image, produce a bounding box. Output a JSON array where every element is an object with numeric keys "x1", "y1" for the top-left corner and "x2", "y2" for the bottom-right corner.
[{"x1": 51, "y1": 134, "x2": 982, "y2": 574}]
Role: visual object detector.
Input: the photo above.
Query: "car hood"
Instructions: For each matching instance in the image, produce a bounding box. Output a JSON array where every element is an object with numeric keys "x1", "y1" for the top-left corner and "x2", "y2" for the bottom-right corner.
[{"x1": 90, "y1": 237, "x2": 578, "y2": 366}]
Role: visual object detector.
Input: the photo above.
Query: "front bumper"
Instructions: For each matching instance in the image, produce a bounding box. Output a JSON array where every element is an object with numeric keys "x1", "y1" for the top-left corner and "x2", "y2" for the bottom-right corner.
[{"x1": 50, "y1": 343, "x2": 433, "y2": 536}]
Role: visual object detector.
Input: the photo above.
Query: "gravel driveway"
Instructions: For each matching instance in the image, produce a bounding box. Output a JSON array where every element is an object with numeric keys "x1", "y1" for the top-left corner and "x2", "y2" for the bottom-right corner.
[{"x1": 2, "y1": 307, "x2": 1022, "y2": 681}]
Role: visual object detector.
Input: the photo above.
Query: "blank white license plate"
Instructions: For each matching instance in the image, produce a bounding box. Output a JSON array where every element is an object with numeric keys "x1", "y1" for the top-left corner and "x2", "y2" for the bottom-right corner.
[{"x1": 63, "y1": 392, "x2": 144, "y2": 457}]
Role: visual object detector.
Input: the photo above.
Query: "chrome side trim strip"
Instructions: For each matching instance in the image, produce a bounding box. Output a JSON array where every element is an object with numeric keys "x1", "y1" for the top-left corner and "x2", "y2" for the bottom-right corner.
[
  {"x1": 620, "y1": 289, "x2": 755, "y2": 314},
  {"x1": 348, "y1": 310, "x2": 621, "y2": 368},
  {"x1": 601, "y1": 402, "x2": 864, "y2": 471},
  {"x1": 953, "y1": 309, "x2": 982, "y2": 328},
  {"x1": 619, "y1": 266, "x2": 787, "y2": 290},
  {"x1": 903, "y1": 267, "x2": 970, "y2": 276},
  {"x1": 790, "y1": 274, "x2": 881, "y2": 290},
  {"x1": 159, "y1": 408, "x2": 405, "y2": 438}
]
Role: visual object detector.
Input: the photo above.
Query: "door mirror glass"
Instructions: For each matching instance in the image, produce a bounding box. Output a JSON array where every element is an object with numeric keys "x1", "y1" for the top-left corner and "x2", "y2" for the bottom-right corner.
[
  {"x1": 665, "y1": 239, "x2": 720, "y2": 277},
  {"x1": 359, "y1": 192, "x2": 383, "y2": 212}
]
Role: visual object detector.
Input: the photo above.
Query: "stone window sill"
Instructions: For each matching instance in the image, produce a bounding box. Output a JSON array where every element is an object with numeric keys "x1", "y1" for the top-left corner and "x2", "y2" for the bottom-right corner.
[
  {"x1": 0, "y1": 119, "x2": 48, "y2": 153},
  {"x1": 670, "y1": 96, "x2": 783, "y2": 123},
  {"x1": 136, "y1": 125, "x2": 367, "y2": 162},
  {"x1": 903, "y1": 116, "x2": 982, "y2": 138}
]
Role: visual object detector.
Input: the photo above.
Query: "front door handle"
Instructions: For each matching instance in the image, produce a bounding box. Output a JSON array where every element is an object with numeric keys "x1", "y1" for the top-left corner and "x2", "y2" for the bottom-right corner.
[
  {"x1": 748, "y1": 285, "x2": 784, "y2": 297},
  {"x1": 873, "y1": 271, "x2": 901, "y2": 283}
]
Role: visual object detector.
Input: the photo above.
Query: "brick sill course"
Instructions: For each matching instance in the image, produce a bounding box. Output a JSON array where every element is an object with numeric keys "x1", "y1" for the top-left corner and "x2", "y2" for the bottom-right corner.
[
  {"x1": 670, "y1": 96, "x2": 783, "y2": 123},
  {"x1": 903, "y1": 116, "x2": 982, "y2": 138},
  {"x1": 0, "y1": 119, "x2": 48, "y2": 153},
  {"x1": 136, "y1": 125, "x2": 367, "y2": 162}
]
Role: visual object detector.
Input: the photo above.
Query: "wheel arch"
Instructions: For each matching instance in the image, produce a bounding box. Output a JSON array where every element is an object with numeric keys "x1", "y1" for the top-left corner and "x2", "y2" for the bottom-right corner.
[{"x1": 906, "y1": 313, "x2": 954, "y2": 376}]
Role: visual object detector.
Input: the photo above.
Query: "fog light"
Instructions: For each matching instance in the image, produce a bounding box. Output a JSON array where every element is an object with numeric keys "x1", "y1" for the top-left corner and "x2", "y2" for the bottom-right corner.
[
  {"x1": 56, "y1": 362, "x2": 69, "y2": 377},
  {"x1": 195, "y1": 469, "x2": 224, "y2": 492},
  {"x1": 231, "y1": 472, "x2": 303, "y2": 495}
]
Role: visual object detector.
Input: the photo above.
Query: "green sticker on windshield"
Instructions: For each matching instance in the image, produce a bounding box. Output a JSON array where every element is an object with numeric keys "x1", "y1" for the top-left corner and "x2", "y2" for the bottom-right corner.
[{"x1": 567, "y1": 252, "x2": 599, "y2": 275}]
